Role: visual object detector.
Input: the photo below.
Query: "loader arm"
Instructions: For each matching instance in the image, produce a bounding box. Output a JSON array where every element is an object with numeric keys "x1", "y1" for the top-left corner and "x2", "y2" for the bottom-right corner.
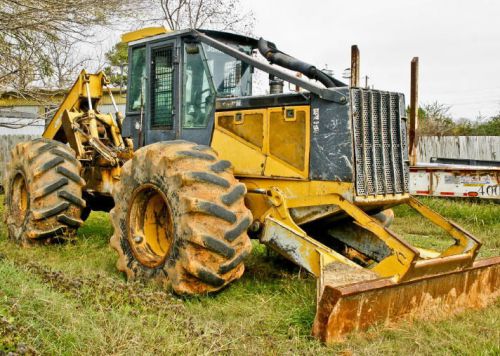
[{"x1": 43, "y1": 70, "x2": 126, "y2": 154}]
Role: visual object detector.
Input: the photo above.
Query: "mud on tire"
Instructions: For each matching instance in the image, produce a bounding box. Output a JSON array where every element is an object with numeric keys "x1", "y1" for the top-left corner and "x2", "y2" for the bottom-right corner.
[
  {"x1": 110, "y1": 141, "x2": 253, "y2": 295},
  {"x1": 3, "y1": 138, "x2": 86, "y2": 245}
]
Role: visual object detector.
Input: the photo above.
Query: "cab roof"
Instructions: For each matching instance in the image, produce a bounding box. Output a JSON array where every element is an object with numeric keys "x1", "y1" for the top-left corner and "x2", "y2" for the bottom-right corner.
[{"x1": 126, "y1": 28, "x2": 258, "y2": 49}]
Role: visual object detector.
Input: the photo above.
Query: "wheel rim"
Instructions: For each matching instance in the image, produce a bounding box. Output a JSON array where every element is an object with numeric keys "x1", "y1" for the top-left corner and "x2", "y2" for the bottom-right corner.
[
  {"x1": 128, "y1": 184, "x2": 174, "y2": 268},
  {"x1": 10, "y1": 172, "x2": 29, "y2": 227}
]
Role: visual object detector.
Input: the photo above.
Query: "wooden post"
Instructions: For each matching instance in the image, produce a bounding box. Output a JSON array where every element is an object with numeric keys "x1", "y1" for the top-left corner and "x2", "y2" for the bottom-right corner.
[
  {"x1": 351, "y1": 45, "x2": 360, "y2": 87},
  {"x1": 409, "y1": 57, "x2": 419, "y2": 166}
]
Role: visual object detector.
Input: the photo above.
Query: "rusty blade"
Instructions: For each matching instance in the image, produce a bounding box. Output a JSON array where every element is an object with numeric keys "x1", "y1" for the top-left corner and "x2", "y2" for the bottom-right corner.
[{"x1": 312, "y1": 257, "x2": 500, "y2": 344}]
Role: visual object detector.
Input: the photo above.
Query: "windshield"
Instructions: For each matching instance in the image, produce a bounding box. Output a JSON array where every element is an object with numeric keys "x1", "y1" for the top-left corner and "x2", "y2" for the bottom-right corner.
[{"x1": 201, "y1": 43, "x2": 252, "y2": 97}]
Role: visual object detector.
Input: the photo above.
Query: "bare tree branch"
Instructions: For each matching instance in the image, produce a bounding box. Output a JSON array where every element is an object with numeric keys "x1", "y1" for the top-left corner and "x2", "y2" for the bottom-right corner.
[
  {"x1": 0, "y1": 0, "x2": 144, "y2": 90},
  {"x1": 151, "y1": 0, "x2": 254, "y2": 34},
  {"x1": 0, "y1": 0, "x2": 148, "y2": 129}
]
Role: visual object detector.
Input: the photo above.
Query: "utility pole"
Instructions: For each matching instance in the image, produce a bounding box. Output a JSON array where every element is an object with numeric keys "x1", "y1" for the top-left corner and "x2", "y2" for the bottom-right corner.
[
  {"x1": 350, "y1": 45, "x2": 360, "y2": 87},
  {"x1": 409, "y1": 57, "x2": 419, "y2": 166}
]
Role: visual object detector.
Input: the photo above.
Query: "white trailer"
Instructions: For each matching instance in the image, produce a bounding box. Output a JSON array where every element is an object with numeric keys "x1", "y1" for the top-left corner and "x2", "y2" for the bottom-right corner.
[{"x1": 410, "y1": 163, "x2": 500, "y2": 200}]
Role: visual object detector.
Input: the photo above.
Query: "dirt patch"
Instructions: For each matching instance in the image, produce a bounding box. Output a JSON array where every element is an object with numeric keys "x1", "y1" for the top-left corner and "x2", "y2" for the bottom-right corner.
[{"x1": 322, "y1": 262, "x2": 377, "y2": 288}]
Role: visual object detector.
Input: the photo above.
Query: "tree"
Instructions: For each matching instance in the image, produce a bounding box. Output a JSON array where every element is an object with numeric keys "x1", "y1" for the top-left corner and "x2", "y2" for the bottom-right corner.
[
  {"x1": 102, "y1": 0, "x2": 255, "y2": 87},
  {"x1": 151, "y1": 0, "x2": 254, "y2": 34},
  {"x1": 104, "y1": 42, "x2": 129, "y2": 87},
  {"x1": 453, "y1": 115, "x2": 500, "y2": 136},
  {"x1": 0, "y1": 0, "x2": 146, "y2": 129},
  {"x1": 417, "y1": 102, "x2": 455, "y2": 136},
  {"x1": 413, "y1": 102, "x2": 500, "y2": 137},
  {"x1": 477, "y1": 115, "x2": 500, "y2": 135},
  {"x1": 0, "y1": 0, "x2": 139, "y2": 90},
  {"x1": 41, "y1": 37, "x2": 94, "y2": 89}
]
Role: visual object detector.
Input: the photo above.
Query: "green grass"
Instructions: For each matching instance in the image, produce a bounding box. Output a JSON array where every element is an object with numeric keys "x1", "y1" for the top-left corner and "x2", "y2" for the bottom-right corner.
[
  {"x1": 392, "y1": 198, "x2": 500, "y2": 257},
  {"x1": 0, "y1": 196, "x2": 499, "y2": 355}
]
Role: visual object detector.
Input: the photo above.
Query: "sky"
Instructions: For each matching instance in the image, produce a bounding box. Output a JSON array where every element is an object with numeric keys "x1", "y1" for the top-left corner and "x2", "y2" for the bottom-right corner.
[
  {"x1": 244, "y1": 0, "x2": 500, "y2": 119},
  {"x1": 95, "y1": 0, "x2": 500, "y2": 120}
]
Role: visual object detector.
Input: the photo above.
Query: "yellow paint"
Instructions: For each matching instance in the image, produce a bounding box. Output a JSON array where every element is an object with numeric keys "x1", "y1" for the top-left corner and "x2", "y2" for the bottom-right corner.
[
  {"x1": 82, "y1": 165, "x2": 123, "y2": 195},
  {"x1": 213, "y1": 105, "x2": 310, "y2": 179},
  {"x1": 354, "y1": 193, "x2": 409, "y2": 205},
  {"x1": 33, "y1": 65, "x2": 487, "y2": 300},
  {"x1": 267, "y1": 107, "x2": 309, "y2": 175},
  {"x1": 259, "y1": 188, "x2": 359, "y2": 278},
  {"x1": 263, "y1": 156, "x2": 304, "y2": 179},
  {"x1": 44, "y1": 70, "x2": 105, "y2": 140},
  {"x1": 241, "y1": 179, "x2": 354, "y2": 201},
  {"x1": 211, "y1": 130, "x2": 266, "y2": 175},
  {"x1": 61, "y1": 110, "x2": 85, "y2": 156},
  {"x1": 127, "y1": 184, "x2": 174, "y2": 268},
  {"x1": 121, "y1": 27, "x2": 168, "y2": 43},
  {"x1": 243, "y1": 178, "x2": 483, "y2": 285},
  {"x1": 43, "y1": 70, "x2": 126, "y2": 159}
]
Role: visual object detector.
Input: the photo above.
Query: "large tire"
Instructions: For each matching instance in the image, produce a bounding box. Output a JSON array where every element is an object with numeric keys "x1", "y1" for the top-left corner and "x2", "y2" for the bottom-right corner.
[
  {"x1": 110, "y1": 141, "x2": 252, "y2": 295},
  {"x1": 3, "y1": 138, "x2": 86, "y2": 245}
]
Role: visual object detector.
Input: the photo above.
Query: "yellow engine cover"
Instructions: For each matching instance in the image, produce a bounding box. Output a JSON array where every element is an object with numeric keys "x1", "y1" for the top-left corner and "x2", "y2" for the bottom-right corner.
[{"x1": 211, "y1": 105, "x2": 310, "y2": 179}]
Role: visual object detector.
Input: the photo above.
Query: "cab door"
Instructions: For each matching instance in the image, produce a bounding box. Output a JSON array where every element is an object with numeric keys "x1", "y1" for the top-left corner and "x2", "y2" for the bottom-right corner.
[{"x1": 145, "y1": 40, "x2": 178, "y2": 145}]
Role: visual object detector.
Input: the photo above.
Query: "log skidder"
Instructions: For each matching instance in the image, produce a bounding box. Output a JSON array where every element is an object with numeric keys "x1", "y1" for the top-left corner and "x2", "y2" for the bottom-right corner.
[
  {"x1": 110, "y1": 141, "x2": 253, "y2": 294},
  {"x1": 4, "y1": 27, "x2": 500, "y2": 343},
  {"x1": 3, "y1": 138, "x2": 86, "y2": 245}
]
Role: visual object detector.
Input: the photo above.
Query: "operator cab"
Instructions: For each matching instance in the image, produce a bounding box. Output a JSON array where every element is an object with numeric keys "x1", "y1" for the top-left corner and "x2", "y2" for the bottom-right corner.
[
  {"x1": 124, "y1": 29, "x2": 261, "y2": 146},
  {"x1": 123, "y1": 28, "x2": 351, "y2": 182}
]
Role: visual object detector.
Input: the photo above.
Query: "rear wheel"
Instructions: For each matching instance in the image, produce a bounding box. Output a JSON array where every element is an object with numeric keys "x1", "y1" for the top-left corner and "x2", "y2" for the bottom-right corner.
[
  {"x1": 3, "y1": 138, "x2": 86, "y2": 245},
  {"x1": 110, "y1": 141, "x2": 252, "y2": 295}
]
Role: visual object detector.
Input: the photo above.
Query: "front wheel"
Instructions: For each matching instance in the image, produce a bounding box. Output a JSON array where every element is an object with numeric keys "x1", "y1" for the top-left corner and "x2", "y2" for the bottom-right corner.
[{"x1": 110, "y1": 141, "x2": 252, "y2": 295}]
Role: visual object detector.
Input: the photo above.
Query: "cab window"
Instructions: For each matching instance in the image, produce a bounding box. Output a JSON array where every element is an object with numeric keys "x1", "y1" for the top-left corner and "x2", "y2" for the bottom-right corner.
[
  {"x1": 182, "y1": 44, "x2": 216, "y2": 129},
  {"x1": 128, "y1": 46, "x2": 146, "y2": 111},
  {"x1": 201, "y1": 43, "x2": 252, "y2": 97}
]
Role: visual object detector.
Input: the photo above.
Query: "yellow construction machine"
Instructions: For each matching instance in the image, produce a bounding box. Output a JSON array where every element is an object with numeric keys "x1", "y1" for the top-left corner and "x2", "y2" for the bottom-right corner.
[{"x1": 3, "y1": 27, "x2": 499, "y2": 343}]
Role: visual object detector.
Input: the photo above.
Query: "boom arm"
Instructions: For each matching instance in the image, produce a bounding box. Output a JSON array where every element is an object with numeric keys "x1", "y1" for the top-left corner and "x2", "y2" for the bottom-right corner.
[
  {"x1": 42, "y1": 70, "x2": 129, "y2": 164},
  {"x1": 43, "y1": 70, "x2": 107, "y2": 141}
]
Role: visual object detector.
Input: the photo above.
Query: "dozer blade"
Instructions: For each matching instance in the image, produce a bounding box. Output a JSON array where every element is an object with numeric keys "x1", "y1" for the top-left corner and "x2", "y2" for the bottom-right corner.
[
  {"x1": 312, "y1": 257, "x2": 500, "y2": 344},
  {"x1": 259, "y1": 190, "x2": 499, "y2": 343}
]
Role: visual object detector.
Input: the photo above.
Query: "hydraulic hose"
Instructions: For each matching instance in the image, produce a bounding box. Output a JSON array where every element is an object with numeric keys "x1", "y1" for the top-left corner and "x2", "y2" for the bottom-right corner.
[{"x1": 258, "y1": 38, "x2": 338, "y2": 88}]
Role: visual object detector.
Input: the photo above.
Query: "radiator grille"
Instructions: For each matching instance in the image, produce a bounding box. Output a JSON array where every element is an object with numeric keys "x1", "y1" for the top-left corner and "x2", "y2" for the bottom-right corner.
[{"x1": 351, "y1": 89, "x2": 409, "y2": 196}]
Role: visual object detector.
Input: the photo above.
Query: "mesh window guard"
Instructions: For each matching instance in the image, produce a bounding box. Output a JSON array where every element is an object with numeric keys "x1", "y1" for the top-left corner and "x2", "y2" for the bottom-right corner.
[{"x1": 151, "y1": 47, "x2": 174, "y2": 128}]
